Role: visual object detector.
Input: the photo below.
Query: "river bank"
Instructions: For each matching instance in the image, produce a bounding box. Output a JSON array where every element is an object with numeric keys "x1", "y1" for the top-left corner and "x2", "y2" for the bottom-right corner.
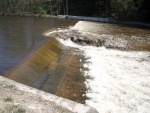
[
  {"x1": 0, "y1": 13, "x2": 67, "y2": 19},
  {"x1": 0, "y1": 76, "x2": 98, "y2": 113},
  {"x1": 1, "y1": 13, "x2": 150, "y2": 28}
]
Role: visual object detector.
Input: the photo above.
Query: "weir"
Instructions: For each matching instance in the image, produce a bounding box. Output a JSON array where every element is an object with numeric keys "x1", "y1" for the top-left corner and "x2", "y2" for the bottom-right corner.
[
  {"x1": 1, "y1": 16, "x2": 149, "y2": 112},
  {"x1": 4, "y1": 37, "x2": 86, "y2": 103},
  {"x1": 5, "y1": 38, "x2": 64, "y2": 92}
]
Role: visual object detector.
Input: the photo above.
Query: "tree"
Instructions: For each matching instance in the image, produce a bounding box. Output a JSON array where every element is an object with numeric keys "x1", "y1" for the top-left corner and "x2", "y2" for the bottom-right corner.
[
  {"x1": 110, "y1": 0, "x2": 137, "y2": 19},
  {"x1": 66, "y1": 0, "x2": 68, "y2": 15}
]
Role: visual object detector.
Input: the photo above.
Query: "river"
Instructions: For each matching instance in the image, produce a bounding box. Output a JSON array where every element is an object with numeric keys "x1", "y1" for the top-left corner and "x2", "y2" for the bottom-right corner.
[{"x1": 0, "y1": 16, "x2": 150, "y2": 113}]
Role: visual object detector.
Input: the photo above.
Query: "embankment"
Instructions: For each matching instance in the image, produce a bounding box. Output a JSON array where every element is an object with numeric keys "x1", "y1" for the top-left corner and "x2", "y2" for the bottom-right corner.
[{"x1": 0, "y1": 75, "x2": 98, "y2": 113}]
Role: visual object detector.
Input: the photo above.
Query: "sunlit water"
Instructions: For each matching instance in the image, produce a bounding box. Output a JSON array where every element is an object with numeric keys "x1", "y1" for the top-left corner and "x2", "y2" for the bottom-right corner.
[{"x1": 52, "y1": 21, "x2": 150, "y2": 113}]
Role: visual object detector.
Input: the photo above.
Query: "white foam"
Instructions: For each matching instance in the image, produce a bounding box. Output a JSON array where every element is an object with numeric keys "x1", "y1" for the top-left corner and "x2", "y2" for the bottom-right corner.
[
  {"x1": 45, "y1": 30, "x2": 58, "y2": 36},
  {"x1": 57, "y1": 38, "x2": 150, "y2": 113}
]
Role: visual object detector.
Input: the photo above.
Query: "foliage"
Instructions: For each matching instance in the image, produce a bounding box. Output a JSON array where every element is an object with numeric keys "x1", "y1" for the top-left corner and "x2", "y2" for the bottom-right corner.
[
  {"x1": 16, "y1": 108, "x2": 26, "y2": 113},
  {"x1": 0, "y1": 0, "x2": 65, "y2": 15},
  {"x1": 0, "y1": 0, "x2": 149, "y2": 22},
  {"x1": 1, "y1": 95, "x2": 26, "y2": 113},
  {"x1": 110, "y1": 0, "x2": 150, "y2": 22},
  {"x1": 1, "y1": 105, "x2": 26, "y2": 113},
  {"x1": 110, "y1": 0, "x2": 137, "y2": 19},
  {"x1": 4, "y1": 97, "x2": 13, "y2": 102},
  {"x1": 40, "y1": 9, "x2": 47, "y2": 15}
]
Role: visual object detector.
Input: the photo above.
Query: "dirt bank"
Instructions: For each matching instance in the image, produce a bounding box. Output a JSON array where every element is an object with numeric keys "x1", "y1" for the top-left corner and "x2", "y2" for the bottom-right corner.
[
  {"x1": 0, "y1": 76, "x2": 98, "y2": 113},
  {"x1": 0, "y1": 77, "x2": 72, "y2": 113}
]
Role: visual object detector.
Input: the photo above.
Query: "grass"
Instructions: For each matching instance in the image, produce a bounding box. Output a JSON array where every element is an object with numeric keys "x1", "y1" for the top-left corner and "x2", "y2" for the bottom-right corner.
[
  {"x1": 0, "y1": 81, "x2": 15, "y2": 89},
  {"x1": 2, "y1": 97, "x2": 26, "y2": 113},
  {"x1": 0, "y1": 109, "x2": 5, "y2": 113},
  {"x1": 16, "y1": 108, "x2": 26, "y2": 113},
  {"x1": 0, "y1": 105, "x2": 26, "y2": 113},
  {"x1": 4, "y1": 97, "x2": 13, "y2": 102}
]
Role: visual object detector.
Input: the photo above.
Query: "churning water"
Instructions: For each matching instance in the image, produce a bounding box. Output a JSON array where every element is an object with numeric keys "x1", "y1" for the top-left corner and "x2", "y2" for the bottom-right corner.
[{"x1": 55, "y1": 21, "x2": 150, "y2": 113}]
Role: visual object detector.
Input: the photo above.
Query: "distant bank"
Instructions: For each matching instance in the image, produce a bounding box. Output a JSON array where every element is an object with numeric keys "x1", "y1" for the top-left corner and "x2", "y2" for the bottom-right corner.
[
  {"x1": 1, "y1": 13, "x2": 150, "y2": 28},
  {"x1": 66, "y1": 16, "x2": 150, "y2": 28}
]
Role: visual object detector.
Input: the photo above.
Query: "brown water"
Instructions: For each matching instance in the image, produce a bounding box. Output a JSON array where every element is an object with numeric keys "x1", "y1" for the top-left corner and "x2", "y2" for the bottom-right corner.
[
  {"x1": 1, "y1": 16, "x2": 150, "y2": 106},
  {"x1": 72, "y1": 21, "x2": 150, "y2": 51},
  {"x1": 0, "y1": 16, "x2": 76, "y2": 74}
]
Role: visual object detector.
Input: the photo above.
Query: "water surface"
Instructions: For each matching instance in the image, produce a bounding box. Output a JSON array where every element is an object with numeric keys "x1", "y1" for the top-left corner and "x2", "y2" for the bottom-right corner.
[{"x1": 0, "y1": 16, "x2": 76, "y2": 74}]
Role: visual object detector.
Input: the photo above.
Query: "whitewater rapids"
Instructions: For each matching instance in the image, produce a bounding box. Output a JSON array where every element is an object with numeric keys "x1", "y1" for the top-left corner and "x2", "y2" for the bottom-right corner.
[{"x1": 47, "y1": 21, "x2": 150, "y2": 113}]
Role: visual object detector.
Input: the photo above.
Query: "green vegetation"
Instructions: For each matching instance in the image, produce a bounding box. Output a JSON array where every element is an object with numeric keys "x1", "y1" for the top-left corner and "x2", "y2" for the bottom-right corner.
[
  {"x1": 0, "y1": 0, "x2": 67, "y2": 16},
  {"x1": 0, "y1": 105, "x2": 26, "y2": 113},
  {"x1": 4, "y1": 97, "x2": 13, "y2": 102},
  {"x1": 0, "y1": 81, "x2": 15, "y2": 89},
  {"x1": 0, "y1": 109, "x2": 5, "y2": 113},
  {"x1": 2, "y1": 96, "x2": 25, "y2": 113},
  {"x1": 16, "y1": 108, "x2": 26, "y2": 113},
  {"x1": 0, "y1": 0, "x2": 149, "y2": 22},
  {"x1": 110, "y1": 0, "x2": 137, "y2": 18},
  {"x1": 109, "y1": 0, "x2": 150, "y2": 22},
  {"x1": 3, "y1": 105, "x2": 26, "y2": 113}
]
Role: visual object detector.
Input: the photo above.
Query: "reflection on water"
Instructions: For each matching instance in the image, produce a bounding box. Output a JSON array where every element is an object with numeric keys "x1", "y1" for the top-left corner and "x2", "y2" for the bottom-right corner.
[{"x1": 0, "y1": 16, "x2": 76, "y2": 74}]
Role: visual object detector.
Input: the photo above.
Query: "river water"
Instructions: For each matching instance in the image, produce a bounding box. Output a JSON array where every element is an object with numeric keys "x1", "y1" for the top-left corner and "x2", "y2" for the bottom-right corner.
[
  {"x1": 53, "y1": 21, "x2": 150, "y2": 113},
  {"x1": 0, "y1": 16, "x2": 150, "y2": 113},
  {"x1": 0, "y1": 16, "x2": 76, "y2": 74}
]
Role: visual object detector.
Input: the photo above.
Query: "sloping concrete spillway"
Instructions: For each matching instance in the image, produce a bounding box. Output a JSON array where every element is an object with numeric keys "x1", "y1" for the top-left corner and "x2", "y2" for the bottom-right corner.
[
  {"x1": 4, "y1": 37, "x2": 86, "y2": 103},
  {"x1": 5, "y1": 38, "x2": 64, "y2": 93}
]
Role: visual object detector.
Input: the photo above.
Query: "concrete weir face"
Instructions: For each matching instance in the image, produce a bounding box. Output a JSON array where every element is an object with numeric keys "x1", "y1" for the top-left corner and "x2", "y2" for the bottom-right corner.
[
  {"x1": 5, "y1": 38, "x2": 64, "y2": 93},
  {"x1": 2, "y1": 37, "x2": 98, "y2": 112}
]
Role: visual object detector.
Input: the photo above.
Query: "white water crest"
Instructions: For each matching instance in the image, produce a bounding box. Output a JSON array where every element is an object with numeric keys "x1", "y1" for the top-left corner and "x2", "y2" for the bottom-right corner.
[{"x1": 48, "y1": 21, "x2": 150, "y2": 113}]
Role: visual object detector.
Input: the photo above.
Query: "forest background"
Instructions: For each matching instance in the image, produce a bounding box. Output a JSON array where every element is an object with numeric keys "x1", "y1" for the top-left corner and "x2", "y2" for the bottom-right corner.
[{"x1": 0, "y1": 0, "x2": 149, "y2": 23}]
